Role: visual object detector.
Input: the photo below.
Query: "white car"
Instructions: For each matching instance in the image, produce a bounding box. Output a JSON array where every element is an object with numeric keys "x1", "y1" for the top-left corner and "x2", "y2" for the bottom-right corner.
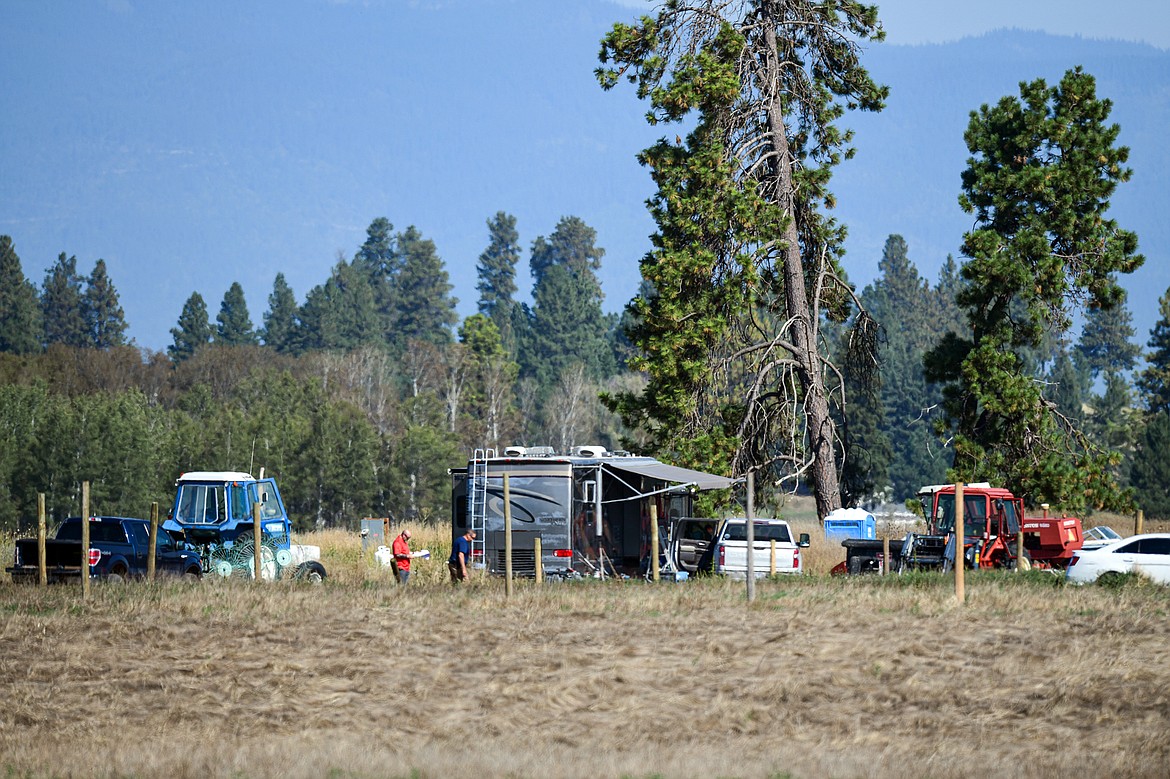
[{"x1": 1065, "y1": 533, "x2": 1170, "y2": 585}]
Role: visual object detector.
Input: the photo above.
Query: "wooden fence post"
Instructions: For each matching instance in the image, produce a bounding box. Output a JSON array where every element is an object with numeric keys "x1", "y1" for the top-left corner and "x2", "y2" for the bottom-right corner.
[
  {"x1": 37, "y1": 493, "x2": 47, "y2": 587},
  {"x1": 147, "y1": 502, "x2": 159, "y2": 582},
  {"x1": 534, "y1": 536, "x2": 543, "y2": 584},
  {"x1": 770, "y1": 539, "x2": 776, "y2": 576},
  {"x1": 746, "y1": 471, "x2": 755, "y2": 603},
  {"x1": 1136, "y1": 509, "x2": 1144, "y2": 536},
  {"x1": 504, "y1": 473, "x2": 513, "y2": 598},
  {"x1": 954, "y1": 482, "x2": 965, "y2": 605},
  {"x1": 81, "y1": 481, "x2": 90, "y2": 600},
  {"x1": 1016, "y1": 519, "x2": 1025, "y2": 574},
  {"x1": 253, "y1": 501, "x2": 263, "y2": 582},
  {"x1": 650, "y1": 502, "x2": 660, "y2": 582},
  {"x1": 882, "y1": 535, "x2": 890, "y2": 576}
]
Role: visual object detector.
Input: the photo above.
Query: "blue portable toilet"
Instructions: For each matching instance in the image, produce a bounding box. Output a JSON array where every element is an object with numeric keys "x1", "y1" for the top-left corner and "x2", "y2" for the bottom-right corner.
[{"x1": 823, "y1": 507, "x2": 877, "y2": 541}]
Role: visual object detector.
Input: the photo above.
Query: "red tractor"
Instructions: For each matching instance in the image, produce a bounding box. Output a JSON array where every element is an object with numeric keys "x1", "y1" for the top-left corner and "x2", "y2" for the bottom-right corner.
[
  {"x1": 917, "y1": 483, "x2": 1084, "y2": 570},
  {"x1": 831, "y1": 483, "x2": 1085, "y2": 575}
]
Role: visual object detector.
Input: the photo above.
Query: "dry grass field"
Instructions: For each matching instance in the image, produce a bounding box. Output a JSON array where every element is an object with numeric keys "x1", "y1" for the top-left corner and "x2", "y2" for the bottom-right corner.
[{"x1": 2, "y1": 518, "x2": 1170, "y2": 779}]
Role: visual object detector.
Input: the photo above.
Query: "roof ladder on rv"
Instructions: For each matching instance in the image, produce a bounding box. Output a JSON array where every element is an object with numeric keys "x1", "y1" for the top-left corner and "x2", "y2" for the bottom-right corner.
[{"x1": 468, "y1": 448, "x2": 495, "y2": 567}]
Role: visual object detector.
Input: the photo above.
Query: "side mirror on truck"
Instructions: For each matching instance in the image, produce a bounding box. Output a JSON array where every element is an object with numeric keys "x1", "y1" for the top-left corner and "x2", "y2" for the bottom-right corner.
[{"x1": 798, "y1": 533, "x2": 810, "y2": 548}]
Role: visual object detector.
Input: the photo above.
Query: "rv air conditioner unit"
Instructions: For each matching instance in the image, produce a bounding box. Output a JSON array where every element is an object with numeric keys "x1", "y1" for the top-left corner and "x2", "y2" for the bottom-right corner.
[
  {"x1": 574, "y1": 445, "x2": 608, "y2": 458},
  {"x1": 503, "y1": 446, "x2": 527, "y2": 457}
]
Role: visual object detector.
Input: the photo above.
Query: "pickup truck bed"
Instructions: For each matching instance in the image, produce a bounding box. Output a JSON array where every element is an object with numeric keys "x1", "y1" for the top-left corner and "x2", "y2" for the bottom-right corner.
[{"x1": 8, "y1": 516, "x2": 203, "y2": 583}]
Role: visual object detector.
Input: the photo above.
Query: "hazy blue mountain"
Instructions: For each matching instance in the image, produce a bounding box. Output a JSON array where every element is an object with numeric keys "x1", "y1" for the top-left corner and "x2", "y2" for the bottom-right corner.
[{"x1": 2, "y1": 6, "x2": 1167, "y2": 352}]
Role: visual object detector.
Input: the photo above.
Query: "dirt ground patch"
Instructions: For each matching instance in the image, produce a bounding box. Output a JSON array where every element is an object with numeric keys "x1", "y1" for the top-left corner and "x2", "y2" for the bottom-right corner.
[{"x1": 2, "y1": 571, "x2": 1169, "y2": 779}]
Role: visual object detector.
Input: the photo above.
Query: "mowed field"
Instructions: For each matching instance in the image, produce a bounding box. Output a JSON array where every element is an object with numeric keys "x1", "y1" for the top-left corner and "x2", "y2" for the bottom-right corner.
[{"x1": 2, "y1": 518, "x2": 1169, "y2": 779}]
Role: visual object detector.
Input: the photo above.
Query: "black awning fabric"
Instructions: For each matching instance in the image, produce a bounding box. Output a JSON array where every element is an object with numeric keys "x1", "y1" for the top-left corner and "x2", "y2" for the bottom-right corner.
[{"x1": 603, "y1": 460, "x2": 734, "y2": 492}]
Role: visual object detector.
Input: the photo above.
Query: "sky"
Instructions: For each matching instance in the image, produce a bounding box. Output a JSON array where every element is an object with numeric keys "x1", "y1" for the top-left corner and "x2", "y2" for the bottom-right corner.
[
  {"x1": 2, "y1": 0, "x2": 1168, "y2": 351},
  {"x1": 612, "y1": 0, "x2": 1170, "y2": 48}
]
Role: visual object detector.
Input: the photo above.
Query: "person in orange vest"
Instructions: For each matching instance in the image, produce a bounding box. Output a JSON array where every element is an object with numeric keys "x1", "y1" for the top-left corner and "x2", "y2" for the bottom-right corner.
[{"x1": 391, "y1": 529, "x2": 413, "y2": 584}]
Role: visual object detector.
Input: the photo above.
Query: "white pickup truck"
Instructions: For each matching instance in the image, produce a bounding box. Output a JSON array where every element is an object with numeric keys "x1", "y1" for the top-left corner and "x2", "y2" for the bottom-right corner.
[{"x1": 714, "y1": 518, "x2": 810, "y2": 577}]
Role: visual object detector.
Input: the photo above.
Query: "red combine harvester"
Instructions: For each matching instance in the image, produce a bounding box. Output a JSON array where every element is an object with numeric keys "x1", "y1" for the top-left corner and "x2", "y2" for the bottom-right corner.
[{"x1": 831, "y1": 483, "x2": 1084, "y2": 574}]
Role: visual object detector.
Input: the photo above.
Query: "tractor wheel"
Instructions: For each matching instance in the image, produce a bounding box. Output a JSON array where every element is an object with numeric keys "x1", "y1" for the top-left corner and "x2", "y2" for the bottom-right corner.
[
  {"x1": 294, "y1": 561, "x2": 327, "y2": 584},
  {"x1": 1009, "y1": 549, "x2": 1033, "y2": 572}
]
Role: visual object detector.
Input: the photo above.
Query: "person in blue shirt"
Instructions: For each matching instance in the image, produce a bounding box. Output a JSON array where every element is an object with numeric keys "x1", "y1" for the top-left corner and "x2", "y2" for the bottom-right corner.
[{"x1": 448, "y1": 527, "x2": 476, "y2": 582}]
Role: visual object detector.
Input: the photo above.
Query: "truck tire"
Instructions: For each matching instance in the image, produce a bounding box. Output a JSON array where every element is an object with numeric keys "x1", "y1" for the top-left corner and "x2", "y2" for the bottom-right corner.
[
  {"x1": 106, "y1": 571, "x2": 125, "y2": 585},
  {"x1": 294, "y1": 561, "x2": 327, "y2": 584}
]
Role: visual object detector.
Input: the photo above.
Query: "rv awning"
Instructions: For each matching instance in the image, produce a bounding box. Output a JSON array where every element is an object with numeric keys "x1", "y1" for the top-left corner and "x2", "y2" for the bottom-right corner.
[{"x1": 603, "y1": 461, "x2": 734, "y2": 492}]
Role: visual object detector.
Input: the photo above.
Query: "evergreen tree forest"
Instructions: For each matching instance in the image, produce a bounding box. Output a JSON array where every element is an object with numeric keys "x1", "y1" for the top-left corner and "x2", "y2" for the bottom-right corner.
[
  {"x1": 2, "y1": 10, "x2": 1168, "y2": 530},
  {"x1": 0, "y1": 221, "x2": 631, "y2": 532}
]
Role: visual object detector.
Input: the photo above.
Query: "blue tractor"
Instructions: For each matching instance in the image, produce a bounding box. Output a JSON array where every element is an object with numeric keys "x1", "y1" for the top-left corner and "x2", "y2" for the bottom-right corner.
[{"x1": 162, "y1": 471, "x2": 327, "y2": 582}]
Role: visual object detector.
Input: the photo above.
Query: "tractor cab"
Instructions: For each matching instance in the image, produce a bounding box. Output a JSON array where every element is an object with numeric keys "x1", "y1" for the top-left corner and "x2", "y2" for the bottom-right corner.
[
  {"x1": 165, "y1": 471, "x2": 291, "y2": 548},
  {"x1": 926, "y1": 485, "x2": 1022, "y2": 544},
  {"x1": 163, "y1": 471, "x2": 325, "y2": 581}
]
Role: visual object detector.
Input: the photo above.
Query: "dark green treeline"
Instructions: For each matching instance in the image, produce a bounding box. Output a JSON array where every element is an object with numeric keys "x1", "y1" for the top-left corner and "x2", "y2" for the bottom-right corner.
[{"x1": 0, "y1": 217, "x2": 629, "y2": 532}]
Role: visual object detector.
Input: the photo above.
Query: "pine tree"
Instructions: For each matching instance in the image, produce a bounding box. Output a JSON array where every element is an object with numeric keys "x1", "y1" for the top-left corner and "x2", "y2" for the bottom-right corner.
[
  {"x1": 0, "y1": 236, "x2": 43, "y2": 354},
  {"x1": 1094, "y1": 371, "x2": 1136, "y2": 456},
  {"x1": 351, "y1": 217, "x2": 399, "y2": 343},
  {"x1": 924, "y1": 67, "x2": 1142, "y2": 511},
  {"x1": 459, "y1": 314, "x2": 519, "y2": 449},
  {"x1": 1130, "y1": 411, "x2": 1170, "y2": 519},
  {"x1": 1137, "y1": 287, "x2": 1170, "y2": 415},
  {"x1": 475, "y1": 212, "x2": 521, "y2": 349},
  {"x1": 1047, "y1": 346, "x2": 1085, "y2": 426},
  {"x1": 83, "y1": 259, "x2": 128, "y2": 349},
  {"x1": 522, "y1": 216, "x2": 614, "y2": 390},
  {"x1": 529, "y1": 216, "x2": 603, "y2": 294},
  {"x1": 836, "y1": 323, "x2": 891, "y2": 507},
  {"x1": 598, "y1": 1, "x2": 886, "y2": 517},
  {"x1": 215, "y1": 282, "x2": 259, "y2": 346},
  {"x1": 261, "y1": 273, "x2": 299, "y2": 353},
  {"x1": 392, "y1": 226, "x2": 457, "y2": 347},
  {"x1": 611, "y1": 278, "x2": 654, "y2": 370},
  {"x1": 169, "y1": 292, "x2": 212, "y2": 362},
  {"x1": 931, "y1": 255, "x2": 967, "y2": 339},
  {"x1": 859, "y1": 235, "x2": 951, "y2": 502},
  {"x1": 1076, "y1": 293, "x2": 1140, "y2": 381},
  {"x1": 525, "y1": 267, "x2": 585, "y2": 390},
  {"x1": 1072, "y1": 291, "x2": 1138, "y2": 460},
  {"x1": 297, "y1": 260, "x2": 380, "y2": 352},
  {"x1": 41, "y1": 253, "x2": 89, "y2": 348}
]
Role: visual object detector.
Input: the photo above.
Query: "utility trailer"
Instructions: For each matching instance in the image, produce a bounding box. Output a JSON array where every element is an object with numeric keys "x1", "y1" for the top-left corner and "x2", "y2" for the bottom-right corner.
[{"x1": 451, "y1": 446, "x2": 733, "y2": 578}]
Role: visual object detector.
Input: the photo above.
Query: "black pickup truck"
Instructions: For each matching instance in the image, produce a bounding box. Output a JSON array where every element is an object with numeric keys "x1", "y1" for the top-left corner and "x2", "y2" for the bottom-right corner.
[{"x1": 7, "y1": 516, "x2": 203, "y2": 583}]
